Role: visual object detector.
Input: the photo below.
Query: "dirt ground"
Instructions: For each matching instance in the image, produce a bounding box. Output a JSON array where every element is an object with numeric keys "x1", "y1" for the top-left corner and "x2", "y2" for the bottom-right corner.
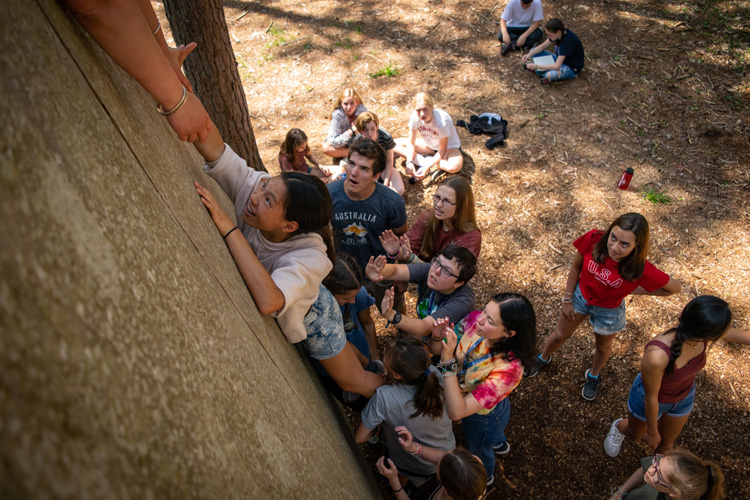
[{"x1": 155, "y1": 0, "x2": 750, "y2": 498}]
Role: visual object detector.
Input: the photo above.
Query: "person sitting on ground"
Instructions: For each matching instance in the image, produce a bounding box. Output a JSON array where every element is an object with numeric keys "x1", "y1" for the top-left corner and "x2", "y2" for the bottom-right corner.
[
  {"x1": 192, "y1": 119, "x2": 383, "y2": 400},
  {"x1": 498, "y1": 0, "x2": 545, "y2": 55},
  {"x1": 354, "y1": 112, "x2": 405, "y2": 196},
  {"x1": 609, "y1": 449, "x2": 725, "y2": 500},
  {"x1": 428, "y1": 293, "x2": 538, "y2": 485},
  {"x1": 278, "y1": 128, "x2": 340, "y2": 182},
  {"x1": 365, "y1": 244, "x2": 477, "y2": 337},
  {"x1": 522, "y1": 18, "x2": 585, "y2": 85},
  {"x1": 376, "y1": 426, "x2": 487, "y2": 500},
  {"x1": 356, "y1": 336, "x2": 455, "y2": 489},
  {"x1": 314, "y1": 254, "x2": 385, "y2": 411},
  {"x1": 322, "y1": 88, "x2": 368, "y2": 159},
  {"x1": 328, "y1": 137, "x2": 408, "y2": 310},
  {"x1": 63, "y1": 0, "x2": 211, "y2": 143},
  {"x1": 394, "y1": 92, "x2": 463, "y2": 181}
]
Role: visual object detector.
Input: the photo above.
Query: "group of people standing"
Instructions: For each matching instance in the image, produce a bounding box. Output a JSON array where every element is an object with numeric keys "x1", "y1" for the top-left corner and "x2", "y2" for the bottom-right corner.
[{"x1": 64, "y1": 0, "x2": 747, "y2": 498}]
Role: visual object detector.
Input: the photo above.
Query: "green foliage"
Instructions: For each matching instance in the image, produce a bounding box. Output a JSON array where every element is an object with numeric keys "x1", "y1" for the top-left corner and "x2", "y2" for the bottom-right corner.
[
  {"x1": 640, "y1": 187, "x2": 672, "y2": 205},
  {"x1": 334, "y1": 37, "x2": 353, "y2": 49},
  {"x1": 266, "y1": 25, "x2": 288, "y2": 48},
  {"x1": 369, "y1": 62, "x2": 399, "y2": 78}
]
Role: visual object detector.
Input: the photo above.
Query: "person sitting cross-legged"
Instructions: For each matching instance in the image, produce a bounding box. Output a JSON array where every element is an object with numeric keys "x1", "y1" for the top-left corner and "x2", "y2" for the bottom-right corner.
[
  {"x1": 522, "y1": 18, "x2": 584, "y2": 85},
  {"x1": 498, "y1": 0, "x2": 545, "y2": 55}
]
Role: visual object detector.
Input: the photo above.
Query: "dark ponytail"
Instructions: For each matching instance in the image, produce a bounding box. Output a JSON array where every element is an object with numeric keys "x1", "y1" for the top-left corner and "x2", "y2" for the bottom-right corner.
[
  {"x1": 322, "y1": 253, "x2": 362, "y2": 295},
  {"x1": 667, "y1": 296, "x2": 732, "y2": 374},
  {"x1": 280, "y1": 172, "x2": 336, "y2": 263},
  {"x1": 384, "y1": 336, "x2": 444, "y2": 419}
]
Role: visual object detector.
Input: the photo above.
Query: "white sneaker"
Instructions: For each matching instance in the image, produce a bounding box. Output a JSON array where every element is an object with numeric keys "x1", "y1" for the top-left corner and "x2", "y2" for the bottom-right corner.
[
  {"x1": 604, "y1": 418, "x2": 625, "y2": 457},
  {"x1": 415, "y1": 154, "x2": 433, "y2": 168}
]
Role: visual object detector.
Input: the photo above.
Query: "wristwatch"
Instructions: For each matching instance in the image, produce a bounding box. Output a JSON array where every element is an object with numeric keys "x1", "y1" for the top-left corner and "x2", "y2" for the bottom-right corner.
[{"x1": 391, "y1": 311, "x2": 402, "y2": 325}]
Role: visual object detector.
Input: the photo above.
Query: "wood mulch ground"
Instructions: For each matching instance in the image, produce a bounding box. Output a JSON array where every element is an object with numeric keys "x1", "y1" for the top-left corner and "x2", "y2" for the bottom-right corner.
[{"x1": 156, "y1": 0, "x2": 750, "y2": 497}]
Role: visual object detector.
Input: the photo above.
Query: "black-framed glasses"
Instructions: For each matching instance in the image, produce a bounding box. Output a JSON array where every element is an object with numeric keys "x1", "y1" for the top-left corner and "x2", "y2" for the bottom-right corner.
[
  {"x1": 432, "y1": 194, "x2": 457, "y2": 207},
  {"x1": 431, "y1": 257, "x2": 459, "y2": 279},
  {"x1": 651, "y1": 454, "x2": 673, "y2": 491}
]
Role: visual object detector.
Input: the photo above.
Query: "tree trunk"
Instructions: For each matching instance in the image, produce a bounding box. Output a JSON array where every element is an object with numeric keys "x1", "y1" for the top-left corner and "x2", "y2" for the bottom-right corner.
[{"x1": 163, "y1": 0, "x2": 264, "y2": 171}]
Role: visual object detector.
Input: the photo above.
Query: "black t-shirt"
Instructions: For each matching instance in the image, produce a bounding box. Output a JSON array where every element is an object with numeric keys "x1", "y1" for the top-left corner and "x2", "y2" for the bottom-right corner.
[{"x1": 557, "y1": 29, "x2": 584, "y2": 73}]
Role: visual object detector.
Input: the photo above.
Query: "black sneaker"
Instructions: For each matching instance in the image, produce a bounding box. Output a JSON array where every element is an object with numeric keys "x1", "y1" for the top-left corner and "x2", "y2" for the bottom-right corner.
[
  {"x1": 501, "y1": 43, "x2": 511, "y2": 55},
  {"x1": 582, "y1": 369, "x2": 601, "y2": 401},
  {"x1": 493, "y1": 441, "x2": 511, "y2": 455},
  {"x1": 524, "y1": 354, "x2": 550, "y2": 377},
  {"x1": 541, "y1": 77, "x2": 551, "y2": 86}
]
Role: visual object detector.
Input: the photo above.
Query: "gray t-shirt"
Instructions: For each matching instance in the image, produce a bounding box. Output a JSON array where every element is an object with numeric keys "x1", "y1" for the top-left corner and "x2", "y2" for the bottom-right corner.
[
  {"x1": 409, "y1": 262, "x2": 476, "y2": 324},
  {"x1": 360, "y1": 365, "x2": 455, "y2": 485},
  {"x1": 329, "y1": 180, "x2": 407, "y2": 273},
  {"x1": 501, "y1": 0, "x2": 544, "y2": 27}
]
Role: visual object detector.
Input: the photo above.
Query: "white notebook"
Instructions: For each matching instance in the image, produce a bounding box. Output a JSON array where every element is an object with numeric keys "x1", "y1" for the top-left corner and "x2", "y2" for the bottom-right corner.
[{"x1": 532, "y1": 54, "x2": 555, "y2": 66}]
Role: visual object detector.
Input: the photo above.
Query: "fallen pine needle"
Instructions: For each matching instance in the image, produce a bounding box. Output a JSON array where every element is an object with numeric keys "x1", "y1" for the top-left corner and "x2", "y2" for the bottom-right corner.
[{"x1": 548, "y1": 242, "x2": 563, "y2": 255}]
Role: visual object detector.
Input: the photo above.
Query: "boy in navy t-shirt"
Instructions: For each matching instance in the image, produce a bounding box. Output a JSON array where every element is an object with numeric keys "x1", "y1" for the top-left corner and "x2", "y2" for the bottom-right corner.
[{"x1": 522, "y1": 18, "x2": 584, "y2": 85}]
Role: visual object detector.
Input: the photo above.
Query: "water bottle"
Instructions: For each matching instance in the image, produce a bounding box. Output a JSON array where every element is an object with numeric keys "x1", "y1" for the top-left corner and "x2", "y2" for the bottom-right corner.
[{"x1": 617, "y1": 167, "x2": 634, "y2": 190}]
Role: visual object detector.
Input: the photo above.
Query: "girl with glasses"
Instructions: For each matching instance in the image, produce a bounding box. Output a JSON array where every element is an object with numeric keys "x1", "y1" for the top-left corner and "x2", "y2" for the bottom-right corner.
[
  {"x1": 609, "y1": 450, "x2": 725, "y2": 500},
  {"x1": 428, "y1": 293, "x2": 537, "y2": 485},
  {"x1": 380, "y1": 175, "x2": 481, "y2": 266}
]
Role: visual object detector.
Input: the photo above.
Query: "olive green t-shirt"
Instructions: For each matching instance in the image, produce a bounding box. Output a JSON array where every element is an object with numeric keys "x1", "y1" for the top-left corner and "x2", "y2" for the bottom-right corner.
[{"x1": 623, "y1": 457, "x2": 667, "y2": 500}]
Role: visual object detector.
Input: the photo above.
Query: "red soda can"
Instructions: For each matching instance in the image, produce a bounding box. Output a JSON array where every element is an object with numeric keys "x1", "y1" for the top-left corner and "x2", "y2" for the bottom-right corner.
[{"x1": 618, "y1": 167, "x2": 634, "y2": 190}]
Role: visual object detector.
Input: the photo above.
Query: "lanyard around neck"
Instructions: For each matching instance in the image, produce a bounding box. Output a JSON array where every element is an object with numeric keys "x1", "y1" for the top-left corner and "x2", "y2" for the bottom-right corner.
[{"x1": 459, "y1": 337, "x2": 494, "y2": 377}]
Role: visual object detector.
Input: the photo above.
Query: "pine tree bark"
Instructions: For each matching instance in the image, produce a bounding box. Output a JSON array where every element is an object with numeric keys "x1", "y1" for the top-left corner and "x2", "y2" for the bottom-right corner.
[{"x1": 163, "y1": 0, "x2": 264, "y2": 171}]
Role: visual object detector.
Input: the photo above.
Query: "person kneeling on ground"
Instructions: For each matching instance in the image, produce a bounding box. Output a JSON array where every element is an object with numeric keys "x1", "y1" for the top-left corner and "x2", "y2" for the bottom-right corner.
[
  {"x1": 498, "y1": 0, "x2": 545, "y2": 55},
  {"x1": 522, "y1": 18, "x2": 584, "y2": 85},
  {"x1": 365, "y1": 244, "x2": 477, "y2": 336}
]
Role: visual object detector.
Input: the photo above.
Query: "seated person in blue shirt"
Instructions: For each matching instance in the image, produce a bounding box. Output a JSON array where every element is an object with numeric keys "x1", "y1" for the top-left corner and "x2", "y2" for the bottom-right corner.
[{"x1": 522, "y1": 18, "x2": 584, "y2": 85}]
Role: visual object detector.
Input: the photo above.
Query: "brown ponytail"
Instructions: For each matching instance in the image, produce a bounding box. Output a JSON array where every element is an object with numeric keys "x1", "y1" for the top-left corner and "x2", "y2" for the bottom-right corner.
[
  {"x1": 666, "y1": 449, "x2": 726, "y2": 500},
  {"x1": 384, "y1": 336, "x2": 444, "y2": 419}
]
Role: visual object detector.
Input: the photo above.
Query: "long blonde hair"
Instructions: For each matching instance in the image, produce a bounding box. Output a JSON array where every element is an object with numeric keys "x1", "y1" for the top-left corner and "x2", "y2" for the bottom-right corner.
[
  {"x1": 332, "y1": 88, "x2": 363, "y2": 114},
  {"x1": 420, "y1": 176, "x2": 479, "y2": 260}
]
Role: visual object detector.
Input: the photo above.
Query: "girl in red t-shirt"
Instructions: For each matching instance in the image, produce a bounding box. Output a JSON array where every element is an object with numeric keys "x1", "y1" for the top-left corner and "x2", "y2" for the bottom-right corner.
[{"x1": 526, "y1": 213, "x2": 681, "y2": 401}]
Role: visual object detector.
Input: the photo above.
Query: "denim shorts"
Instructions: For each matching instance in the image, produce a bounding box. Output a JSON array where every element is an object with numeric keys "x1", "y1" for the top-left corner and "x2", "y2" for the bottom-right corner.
[
  {"x1": 572, "y1": 284, "x2": 626, "y2": 335},
  {"x1": 302, "y1": 285, "x2": 347, "y2": 361},
  {"x1": 532, "y1": 51, "x2": 579, "y2": 81},
  {"x1": 627, "y1": 373, "x2": 696, "y2": 421}
]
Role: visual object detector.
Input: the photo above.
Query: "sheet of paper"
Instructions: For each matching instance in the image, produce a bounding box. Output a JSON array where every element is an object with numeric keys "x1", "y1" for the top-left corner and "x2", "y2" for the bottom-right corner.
[{"x1": 533, "y1": 55, "x2": 556, "y2": 66}]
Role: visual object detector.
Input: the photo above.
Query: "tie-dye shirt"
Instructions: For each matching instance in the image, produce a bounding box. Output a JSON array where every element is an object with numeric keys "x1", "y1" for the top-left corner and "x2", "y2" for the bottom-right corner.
[{"x1": 455, "y1": 311, "x2": 524, "y2": 415}]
